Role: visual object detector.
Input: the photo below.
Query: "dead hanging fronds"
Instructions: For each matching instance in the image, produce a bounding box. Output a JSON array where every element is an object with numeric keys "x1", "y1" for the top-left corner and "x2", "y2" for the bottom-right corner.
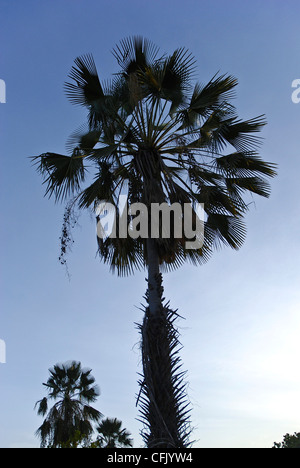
[
  {"x1": 136, "y1": 274, "x2": 192, "y2": 448},
  {"x1": 59, "y1": 199, "x2": 80, "y2": 277}
]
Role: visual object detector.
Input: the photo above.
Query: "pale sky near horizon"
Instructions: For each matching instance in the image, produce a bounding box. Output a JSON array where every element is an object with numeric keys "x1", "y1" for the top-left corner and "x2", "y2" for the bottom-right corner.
[{"x1": 1, "y1": 0, "x2": 300, "y2": 448}]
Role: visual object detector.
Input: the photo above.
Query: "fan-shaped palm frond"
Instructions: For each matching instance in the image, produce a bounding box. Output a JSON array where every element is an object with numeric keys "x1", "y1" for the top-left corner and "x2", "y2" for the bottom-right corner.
[
  {"x1": 32, "y1": 151, "x2": 86, "y2": 202},
  {"x1": 112, "y1": 36, "x2": 160, "y2": 76}
]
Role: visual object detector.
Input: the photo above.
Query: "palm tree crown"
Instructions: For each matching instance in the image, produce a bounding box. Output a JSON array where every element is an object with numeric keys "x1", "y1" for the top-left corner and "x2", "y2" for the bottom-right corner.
[
  {"x1": 35, "y1": 361, "x2": 102, "y2": 448},
  {"x1": 96, "y1": 417, "x2": 133, "y2": 448},
  {"x1": 33, "y1": 36, "x2": 276, "y2": 275}
]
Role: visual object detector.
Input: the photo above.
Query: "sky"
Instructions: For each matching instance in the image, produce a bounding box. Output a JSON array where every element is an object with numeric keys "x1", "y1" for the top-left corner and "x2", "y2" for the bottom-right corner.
[{"x1": 1, "y1": 0, "x2": 300, "y2": 448}]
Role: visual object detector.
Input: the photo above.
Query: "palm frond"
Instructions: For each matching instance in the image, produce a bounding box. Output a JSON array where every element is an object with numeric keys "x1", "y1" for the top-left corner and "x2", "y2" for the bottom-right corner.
[
  {"x1": 225, "y1": 175, "x2": 272, "y2": 198},
  {"x1": 78, "y1": 161, "x2": 117, "y2": 209},
  {"x1": 218, "y1": 114, "x2": 267, "y2": 152},
  {"x1": 35, "y1": 397, "x2": 48, "y2": 416},
  {"x1": 215, "y1": 151, "x2": 277, "y2": 178},
  {"x1": 64, "y1": 53, "x2": 103, "y2": 107},
  {"x1": 192, "y1": 73, "x2": 237, "y2": 108},
  {"x1": 32, "y1": 152, "x2": 86, "y2": 202},
  {"x1": 64, "y1": 54, "x2": 116, "y2": 128},
  {"x1": 112, "y1": 36, "x2": 159, "y2": 76},
  {"x1": 97, "y1": 234, "x2": 145, "y2": 276},
  {"x1": 205, "y1": 213, "x2": 247, "y2": 250},
  {"x1": 152, "y1": 47, "x2": 196, "y2": 109},
  {"x1": 66, "y1": 123, "x2": 101, "y2": 154},
  {"x1": 178, "y1": 73, "x2": 237, "y2": 129}
]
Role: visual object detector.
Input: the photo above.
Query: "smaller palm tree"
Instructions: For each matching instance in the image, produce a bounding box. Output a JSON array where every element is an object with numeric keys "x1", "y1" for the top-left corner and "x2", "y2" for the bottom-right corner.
[
  {"x1": 96, "y1": 418, "x2": 133, "y2": 448},
  {"x1": 35, "y1": 361, "x2": 102, "y2": 448}
]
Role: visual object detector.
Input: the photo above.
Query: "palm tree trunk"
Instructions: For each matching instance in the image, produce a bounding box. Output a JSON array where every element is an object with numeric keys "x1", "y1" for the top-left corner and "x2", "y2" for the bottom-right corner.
[
  {"x1": 137, "y1": 238, "x2": 191, "y2": 448},
  {"x1": 146, "y1": 238, "x2": 161, "y2": 317}
]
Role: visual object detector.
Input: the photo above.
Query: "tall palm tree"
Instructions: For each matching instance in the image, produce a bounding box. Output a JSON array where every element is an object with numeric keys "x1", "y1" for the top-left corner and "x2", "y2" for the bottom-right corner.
[
  {"x1": 96, "y1": 417, "x2": 133, "y2": 448},
  {"x1": 35, "y1": 361, "x2": 102, "y2": 448},
  {"x1": 32, "y1": 37, "x2": 276, "y2": 447}
]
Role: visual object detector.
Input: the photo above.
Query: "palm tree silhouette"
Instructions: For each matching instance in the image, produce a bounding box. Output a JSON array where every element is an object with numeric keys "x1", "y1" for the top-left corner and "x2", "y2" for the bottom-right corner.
[
  {"x1": 33, "y1": 37, "x2": 276, "y2": 447},
  {"x1": 35, "y1": 361, "x2": 102, "y2": 447},
  {"x1": 96, "y1": 417, "x2": 133, "y2": 448}
]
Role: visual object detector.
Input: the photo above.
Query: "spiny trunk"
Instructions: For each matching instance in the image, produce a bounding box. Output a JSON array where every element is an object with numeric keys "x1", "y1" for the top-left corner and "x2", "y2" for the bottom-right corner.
[
  {"x1": 136, "y1": 238, "x2": 191, "y2": 448},
  {"x1": 147, "y1": 237, "x2": 161, "y2": 317}
]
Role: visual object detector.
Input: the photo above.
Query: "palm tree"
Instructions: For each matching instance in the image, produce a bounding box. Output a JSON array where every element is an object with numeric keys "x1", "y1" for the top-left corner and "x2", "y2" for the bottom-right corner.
[
  {"x1": 32, "y1": 37, "x2": 276, "y2": 447},
  {"x1": 96, "y1": 417, "x2": 133, "y2": 448},
  {"x1": 35, "y1": 361, "x2": 102, "y2": 448}
]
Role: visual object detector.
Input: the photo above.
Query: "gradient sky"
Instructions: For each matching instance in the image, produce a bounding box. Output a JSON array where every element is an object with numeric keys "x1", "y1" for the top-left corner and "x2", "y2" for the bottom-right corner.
[{"x1": 1, "y1": 0, "x2": 300, "y2": 448}]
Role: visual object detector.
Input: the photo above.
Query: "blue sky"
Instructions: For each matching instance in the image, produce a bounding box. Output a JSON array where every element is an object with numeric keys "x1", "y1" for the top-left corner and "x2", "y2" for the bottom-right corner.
[{"x1": 1, "y1": 0, "x2": 300, "y2": 448}]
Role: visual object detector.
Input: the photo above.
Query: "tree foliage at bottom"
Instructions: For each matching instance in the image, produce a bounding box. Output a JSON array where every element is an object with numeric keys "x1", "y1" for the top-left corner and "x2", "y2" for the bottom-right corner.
[{"x1": 272, "y1": 432, "x2": 300, "y2": 448}]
